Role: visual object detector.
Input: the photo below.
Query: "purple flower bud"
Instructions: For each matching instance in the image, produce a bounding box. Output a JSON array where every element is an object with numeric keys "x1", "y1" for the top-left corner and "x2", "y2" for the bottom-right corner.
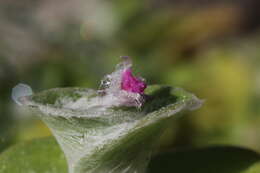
[
  {"x1": 121, "y1": 68, "x2": 147, "y2": 94},
  {"x1": 99, "y1": 56, "x2": 147, "y2": 108}
]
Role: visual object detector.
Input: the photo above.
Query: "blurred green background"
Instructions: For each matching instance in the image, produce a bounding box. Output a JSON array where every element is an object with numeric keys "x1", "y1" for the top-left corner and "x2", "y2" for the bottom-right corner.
[{"x1": 0, "y1": 0, "x2": 260, "y2": 154}]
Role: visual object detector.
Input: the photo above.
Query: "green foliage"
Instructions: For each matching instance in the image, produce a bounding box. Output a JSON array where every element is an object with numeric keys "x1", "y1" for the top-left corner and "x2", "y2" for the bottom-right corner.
[
  {"x1": 148, "y1": 146, "x2": 260, "y2": 173},
  {"x1": 1, "y1": 137, "x2": 259, "y2": 173},
  {"x1": 242, "y1": 162, "x2": 260, "y2": 173},
  {"x1": 0, "y1": 137, "x2": 67, "y2": 173}
]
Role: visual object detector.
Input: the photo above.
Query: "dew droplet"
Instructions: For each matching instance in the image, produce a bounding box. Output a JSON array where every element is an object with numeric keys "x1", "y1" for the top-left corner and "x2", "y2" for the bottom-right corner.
[{"x1": 12, "y1": 83, "x2": 33, "y2": 106}]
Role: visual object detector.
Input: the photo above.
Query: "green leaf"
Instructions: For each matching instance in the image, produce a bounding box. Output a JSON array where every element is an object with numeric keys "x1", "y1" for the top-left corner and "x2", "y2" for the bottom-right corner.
[
  {"x1": 2, "y1": 138, "x2": 259, "y2": 173},
  {"x1": 242, "y1": 162, "x2": 260, "y2": 173},
  {"x1": 18, "y1": 85, "x2": 202, "y2": 173},
  {"x1": 147, "y1": 146, "x2": 260, "y2": 173},
  {"x1": 0, "y1": 137, "x2": 67, "y2": 173}
]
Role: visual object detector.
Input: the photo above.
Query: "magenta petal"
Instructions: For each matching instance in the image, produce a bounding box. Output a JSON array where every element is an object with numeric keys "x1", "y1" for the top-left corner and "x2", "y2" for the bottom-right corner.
[{"x1": 121, "y1": 68, "x2": 147, "y2": 94}]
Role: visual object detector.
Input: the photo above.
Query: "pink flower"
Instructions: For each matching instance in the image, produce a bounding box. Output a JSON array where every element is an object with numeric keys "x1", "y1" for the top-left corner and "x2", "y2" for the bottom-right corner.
[
  {"x1": 121, "y1": 68, "x2": 147, "y2": 94},
  {"x1": 99, "y1": 56, "x2": 147, "y2": 108}
]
